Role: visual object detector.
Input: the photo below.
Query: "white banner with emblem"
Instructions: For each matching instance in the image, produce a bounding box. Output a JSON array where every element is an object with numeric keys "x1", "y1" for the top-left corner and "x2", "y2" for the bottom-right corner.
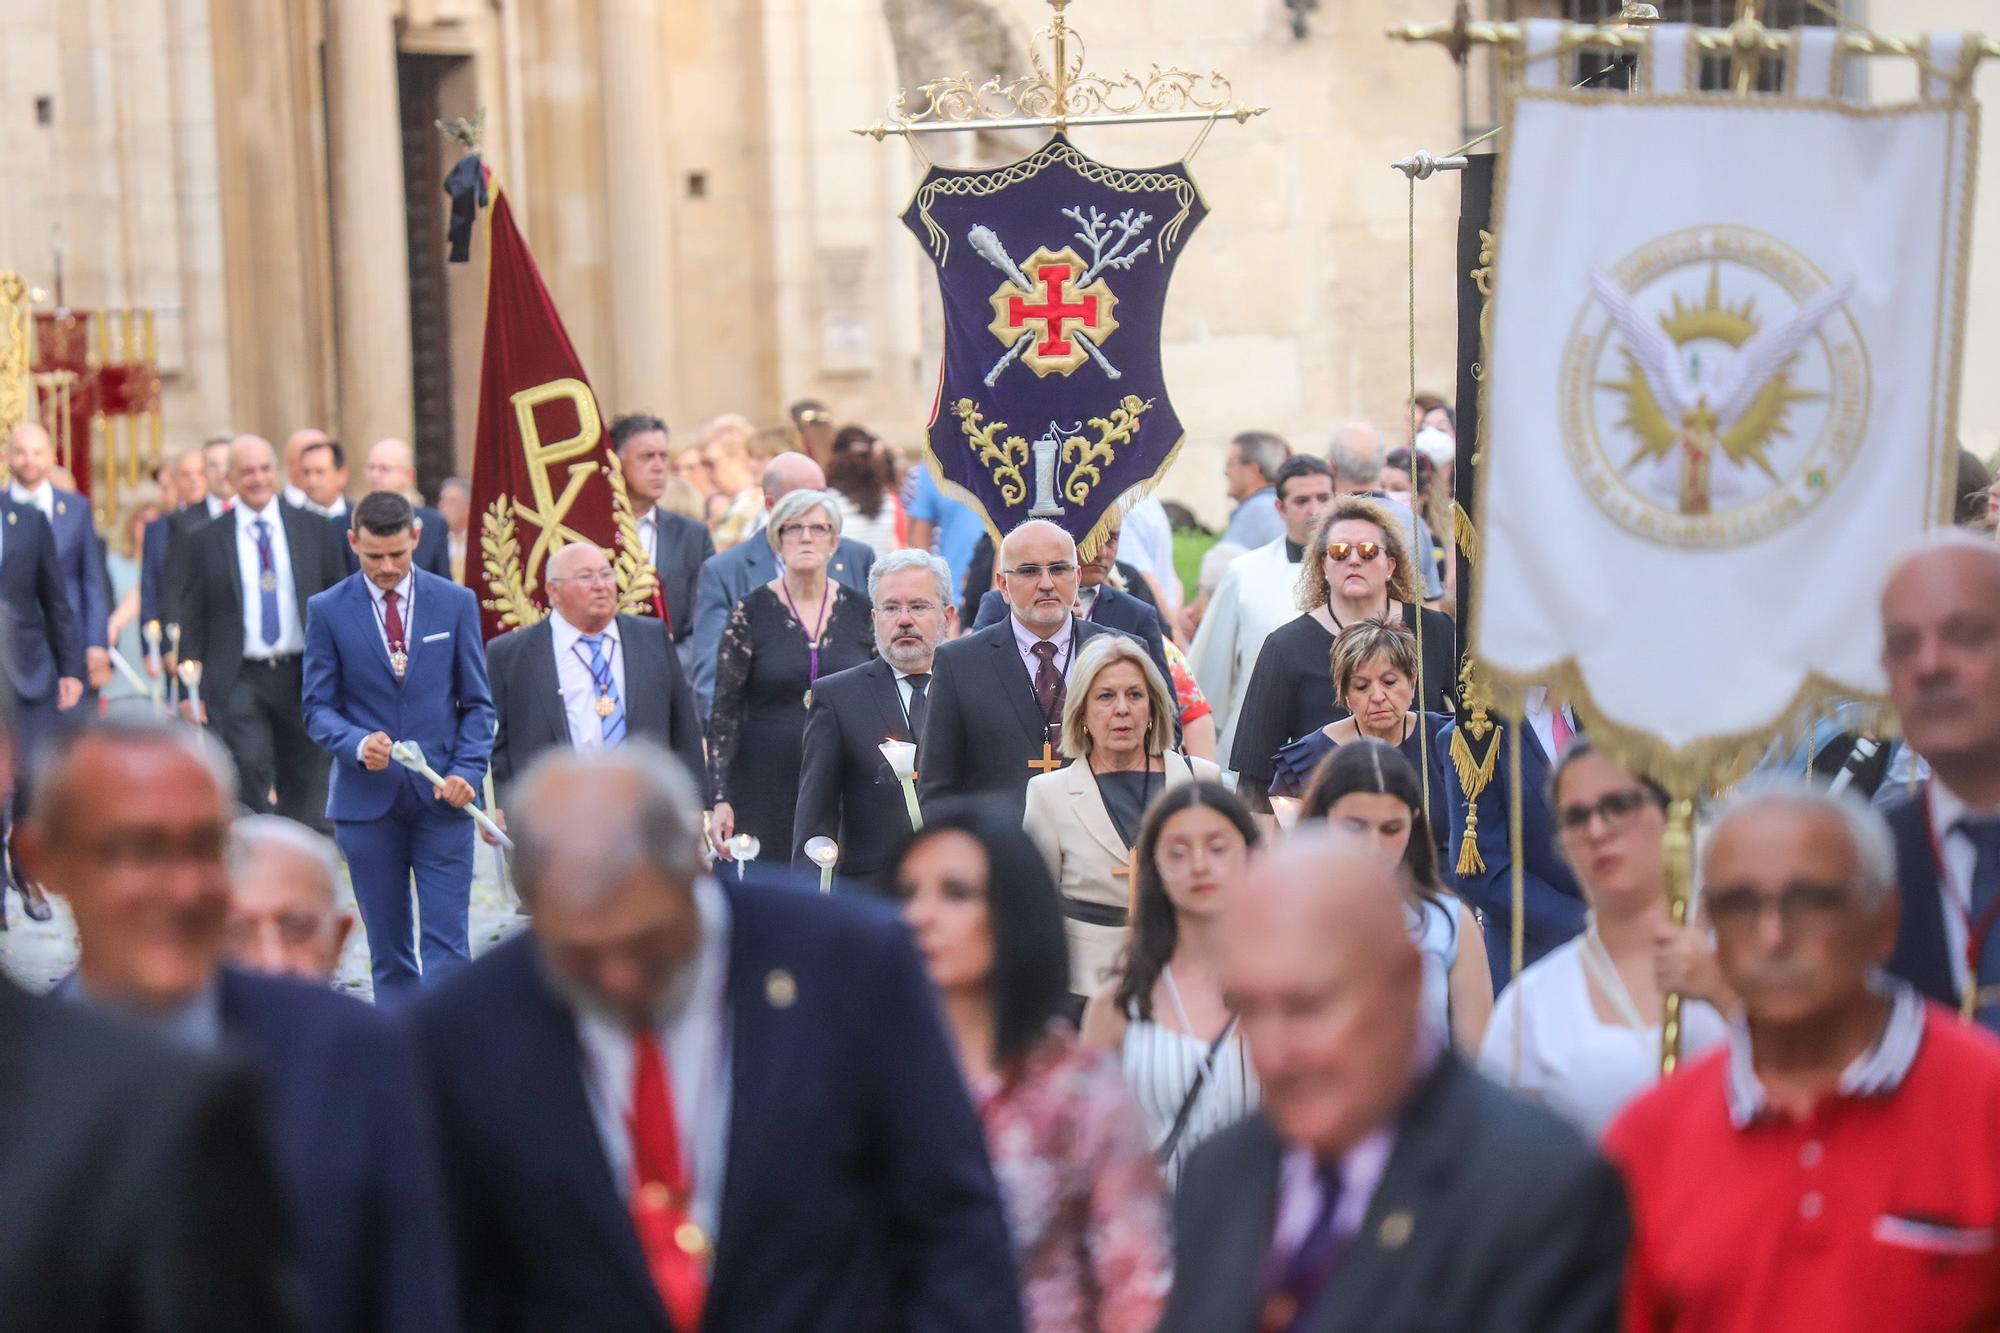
[{"x1": 1474, "y1": 23, "x2": 1979, "y2": 781}]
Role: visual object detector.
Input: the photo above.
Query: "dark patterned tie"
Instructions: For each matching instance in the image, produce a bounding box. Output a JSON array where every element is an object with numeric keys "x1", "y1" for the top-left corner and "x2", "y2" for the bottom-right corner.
[
  {"x1": 1960, "y1": 816, "x2": 2000, "y2": 1029},
  {"x1": 1030, "y1": 640, "x2": 1063, "y2": 738},
  {"x1": 1261, "y1": 1164, "x2": 1346, "y2": 1333},
  {"x1": 904, "y1": 672, "x2": 930, "y2": 740}
]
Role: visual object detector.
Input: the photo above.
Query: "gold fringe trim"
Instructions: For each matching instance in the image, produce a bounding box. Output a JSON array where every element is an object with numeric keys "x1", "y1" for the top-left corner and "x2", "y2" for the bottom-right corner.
[
  {"x1": 1450, "y1": 723, "x2": 1500, "y2": 808},
  {"x1": 1453, "y1": 501, "x2": 1479, "y2": 563}
]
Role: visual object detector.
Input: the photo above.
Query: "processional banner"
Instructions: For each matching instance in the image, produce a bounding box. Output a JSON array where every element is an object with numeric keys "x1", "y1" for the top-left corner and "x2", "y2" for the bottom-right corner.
[
  {"x1": 1476, "y1": 22, "x2": 1978, "y2": 784},
  {"x1": 903, "y1": 135, "x2": 1206, "y2": 555},
  {"x1": 465, "y1": 188, "x2": 656, "y2": 641}
]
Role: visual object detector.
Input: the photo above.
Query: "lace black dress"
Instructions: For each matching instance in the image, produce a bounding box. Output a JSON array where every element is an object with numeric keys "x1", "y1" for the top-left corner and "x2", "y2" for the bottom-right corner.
[{"x1": 707, "y1": 583, "x2": 875, "y2": 854}]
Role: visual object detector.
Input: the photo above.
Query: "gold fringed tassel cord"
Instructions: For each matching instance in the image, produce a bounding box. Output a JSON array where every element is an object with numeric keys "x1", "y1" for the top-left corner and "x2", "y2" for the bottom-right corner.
[
  {"x1": 1451, "y1": 724, "x2": 1499, "y2": 876},
  {"x1": 1659, "y1": 797, "x2": 1697, "y2": 1076}
]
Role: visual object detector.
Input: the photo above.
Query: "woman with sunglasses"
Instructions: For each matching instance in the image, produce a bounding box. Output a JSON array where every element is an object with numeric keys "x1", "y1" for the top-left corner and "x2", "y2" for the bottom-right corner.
[
  {"x1": 1229, "y1": 496, "x2": 1455, "y2": 817},
  {"x1": 1477, "y1": 737, "x2": 1734, "y2": 1137},
  {"x1": 708, "y1": 488, "x2": 875, "y2": 859},
  {"x1": 1301, "y1": 739, "x2": 1492, "y2": 1052},
  {"x1": 895, "y1": 806, "x2": 1170, "y2": 1333},
  {"x1": 1082, "y1": 781, "x2": 1262, "y2": 1189}
]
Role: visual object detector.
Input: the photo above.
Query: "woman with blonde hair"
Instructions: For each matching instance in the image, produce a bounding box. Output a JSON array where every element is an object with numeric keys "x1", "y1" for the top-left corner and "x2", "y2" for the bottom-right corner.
[
  {"x1": 1229, "y1": 495, "x2": 1455, "y2": 815},
  {"x1": 1023, "y1": 634, "x2": 1220, "y2": 1002}
]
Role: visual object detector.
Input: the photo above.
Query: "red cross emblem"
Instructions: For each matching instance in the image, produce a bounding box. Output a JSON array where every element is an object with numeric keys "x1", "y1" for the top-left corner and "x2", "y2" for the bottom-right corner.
[{"x1": 987, "y1": 245, "x2": 1120, "y2": 379}]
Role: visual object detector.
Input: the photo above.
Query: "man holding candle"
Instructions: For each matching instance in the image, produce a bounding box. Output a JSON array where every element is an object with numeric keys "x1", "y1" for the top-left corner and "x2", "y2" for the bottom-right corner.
[
  {"x1": 792, "y1": 549, "x2": 956, "y2": 889},
  {"x1": 301, "y1": 492, "x2": 494, "y2": 1005}
]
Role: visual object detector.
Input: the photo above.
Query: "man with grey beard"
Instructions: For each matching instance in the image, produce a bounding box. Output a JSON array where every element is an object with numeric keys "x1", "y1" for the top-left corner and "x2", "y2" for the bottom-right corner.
[{"x1": 792, "y1": 548, "x2": 958, "y2": 888}]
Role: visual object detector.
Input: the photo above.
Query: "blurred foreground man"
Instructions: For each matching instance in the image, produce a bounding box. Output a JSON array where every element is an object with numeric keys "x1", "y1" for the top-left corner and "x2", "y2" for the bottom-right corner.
[
  {"x1": 414, "y1": 742, "x2": 1021, "y2": 1332},
  {"x1": 1161, "y1": 828, "x2": 1626, "y2": 1333},
  {"x1": 27, "y1": 717, "x2": 457, "y2": 1333},
  {"x1": 0, "y1": 702, "x2": 297, "y2": 1331},
  {"x1": 1608, "y1": 786, "x2": 2000, "y2": 1332}
]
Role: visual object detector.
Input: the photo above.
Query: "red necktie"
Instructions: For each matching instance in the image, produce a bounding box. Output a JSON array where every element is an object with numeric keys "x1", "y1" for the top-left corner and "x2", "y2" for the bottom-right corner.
[
  {"x1": 628, "y1": 1032, "x2": 706, "y2": 1331},
  {"x1": 383, "y1": 590, "x2": 407, "y2": 678},
  {"x1": 1551, "y1": 705, "x2": 1575, "y2": 758}
]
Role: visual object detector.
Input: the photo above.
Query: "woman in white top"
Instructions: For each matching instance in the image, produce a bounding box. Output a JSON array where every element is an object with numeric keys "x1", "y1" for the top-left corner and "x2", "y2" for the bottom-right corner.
[
  {"x1": 1479, "y1": 737, "x2": 1736, "y2": 1138},
  {"x1": 1023, "y1": 635, "x2": 1221, "y2": 998},
  {"x1": 1082, "y1": 780, "x2": 1261, "y2": 1189}
]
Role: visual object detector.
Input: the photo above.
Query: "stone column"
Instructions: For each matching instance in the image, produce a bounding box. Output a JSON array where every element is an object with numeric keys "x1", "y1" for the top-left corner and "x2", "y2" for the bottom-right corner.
[
  {"x1": 324, "y1": 0, "x2": 415, "y2": 448},
  {"x1": 598, "y1": 0, "x2": 681, "y2": 419}
]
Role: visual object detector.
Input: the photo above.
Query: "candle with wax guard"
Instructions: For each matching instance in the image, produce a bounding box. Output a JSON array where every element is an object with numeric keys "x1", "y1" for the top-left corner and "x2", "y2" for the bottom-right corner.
[
  {"x1": 879, "y1": 739, "x2": 923, "y2": 830},
  {"x1": 727, "y1": 832, "x2": 761, "y2": 881},
  {"x1": 804, "y1": 836, "x2": 839, "y2": 893}
]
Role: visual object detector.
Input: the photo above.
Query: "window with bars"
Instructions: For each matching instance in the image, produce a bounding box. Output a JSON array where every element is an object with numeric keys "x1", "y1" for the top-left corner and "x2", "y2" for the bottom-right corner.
[{"x1": 1562, "y1": 1, "x2": 1839, "y2": 91}]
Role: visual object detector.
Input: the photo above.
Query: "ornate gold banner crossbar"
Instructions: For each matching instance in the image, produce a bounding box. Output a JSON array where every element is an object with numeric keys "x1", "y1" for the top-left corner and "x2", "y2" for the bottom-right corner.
[{"x1": 853, "y1": 0, "x2": 1266, "y2": 141}]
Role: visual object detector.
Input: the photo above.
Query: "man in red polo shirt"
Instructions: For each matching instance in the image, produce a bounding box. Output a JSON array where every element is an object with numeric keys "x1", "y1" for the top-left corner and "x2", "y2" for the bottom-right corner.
[{"x1": 1607, "y1": 784, "x2": 2000, "y2": 1333}]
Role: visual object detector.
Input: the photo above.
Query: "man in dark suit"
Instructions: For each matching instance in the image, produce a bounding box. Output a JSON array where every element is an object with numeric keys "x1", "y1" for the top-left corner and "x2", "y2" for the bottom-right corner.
[
  {"x1": 920, "y1": 519, "x2": 1131, "y2": 820},
  {"x1": 413, "y1": 742, "x2": 1022, "y2": 1333},
  {"x1": 9, "y1": 423, "x2": 109, "y2": 694},
  {"x1": 1440, "y1": 692, "x2": 1586, "y2": 989},
  {"x1": 19, "y1": 715, "x2": 455, "y2": 1333},
  {"x1": 302, "y1": 492, "x2": 494, "y2": 1003},
  {"x1": 972, "y1": 520, "x2": 1173, "y2": 708},
  {"x1": 688, "y1": 451, "x2": 875, "y2": 714},
  {"x1": 1879, "y1": 537, "x2": 2000, "y2": 1022},
  {"x1": 793, "y1": 549, "x2": 955, "y2": 886},
  {"x1": 140, "y1": 443, "x2": 215, "y2": 641},
  {"x1": 155, "y1": 436, "x2": 236, "y2": 638},
  {"x1": 487, "y1": 542, "x2": 704, "y2": 819},
  {"x1": 612, "y1": 413, "x2": 715, "y2": 644},
  {"x1": 332, "y1": 438, "x2": 451, "y2": 580},
  {"x1": 178, "y1": 434, "x2": 347, "y2": 825},
  {"x1": 1160, "y1": 829, "x2": 1627, "y2": 1333}
]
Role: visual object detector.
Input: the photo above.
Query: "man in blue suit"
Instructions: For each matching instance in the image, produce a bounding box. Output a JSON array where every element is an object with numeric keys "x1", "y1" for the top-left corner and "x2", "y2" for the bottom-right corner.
[
  {"x1": 413, "y1": 742, "x2": 1022, "y2": 1333},
  {"x1": 8, "y1": 424, "x2": 108, "y2": 695},
  {"x1": 21, "y1": 715, "x2": 456, "y2": 1333},
  {"x1": 302, "y1": 492, "x2": 495, "y2": 1003},
  {"x1": 687, "y1": 452, "x2": 875, "y2": 715},
  {"x1": 1440, "y1": 692, "x2": 1585, "y2": 990}
]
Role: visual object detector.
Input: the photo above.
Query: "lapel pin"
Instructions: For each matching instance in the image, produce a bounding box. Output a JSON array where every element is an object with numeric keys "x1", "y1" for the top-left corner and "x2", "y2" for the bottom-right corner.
[
  {"x1": 765, "y1": 969, "x2": 797, "y2": 1009},
  {"x1": 1378, "y1": 1209, "x2": 1414, "y2": 1250},
  {"x1": 7, "y1": 512, "x2": 15, "y2": 525},
  {"x1": 55, "y1": 500, "x2": 64, "y2": 515}
]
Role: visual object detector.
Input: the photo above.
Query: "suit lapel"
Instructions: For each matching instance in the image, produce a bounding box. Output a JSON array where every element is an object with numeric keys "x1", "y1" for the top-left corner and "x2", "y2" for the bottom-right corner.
[
  {"x1": 987, "y1": 623, "x2": 1055, "y2": 749},
  {"x1": 529, "y1": 621, "x2": 572, "y2": 746},
  {"x1": 1310, "y1": 1059, "x2": 1463, "y2": 1333},
  {"x1": 863, "y1": 659, "x2": 909, "y2": 743},
  {"x1": 618, "y1": 617, "x2": 659, "y2": 735}
]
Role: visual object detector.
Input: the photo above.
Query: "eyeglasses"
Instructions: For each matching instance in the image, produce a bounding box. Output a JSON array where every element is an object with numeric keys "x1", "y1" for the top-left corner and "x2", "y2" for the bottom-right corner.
[
  {"x1": 1004, "y1": 562, "x2": 1077, "y2": 582},
  {"x1": 778, "y1": 522, "x2": 834, "y2": 541},
  {"x1": 1556, "y1": 788, "x2": 1655, "y2": 834},
  {"x1": 1706, "y1": 882, "x2": 1853, "y2": 932},
  {"x1": 551, "y1": 569, "x2": 618, "y2": 586},
  {"x1": 1326, "y1": 541, "x2": 1382, "y2": 563},
  {"x1": 875, "y1": 600, "x2": 939, "y2": 618}
]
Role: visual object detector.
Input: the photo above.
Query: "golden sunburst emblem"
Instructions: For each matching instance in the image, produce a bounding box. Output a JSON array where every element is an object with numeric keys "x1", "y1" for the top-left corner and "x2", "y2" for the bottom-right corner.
[{"x1": 1561, "y1": 226, "x2": 1870, "y2": 549}]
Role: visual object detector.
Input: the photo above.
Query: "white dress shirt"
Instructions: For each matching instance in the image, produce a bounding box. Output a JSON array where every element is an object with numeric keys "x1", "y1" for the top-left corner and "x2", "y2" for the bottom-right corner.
[
  {"x1": 283, "y1": 483, "x2": 309, "y2": 509},
  {"x1": 637, "y1": 509, "x2": 661, "y2": 569},
  {"x1": 205, "y1": 493, "x2": 229, "y2": 518},
  {"x1": 891, "y1": 665, "x2": 927, "y2": 720},
  {"x1": 234, "y1": 499, "x2": 304, "y2": 657},
  {"x1": 550, "y1": 610, "x2": 628, "y2": 752},
  {"x1": 573, "y1": 875, "x2": 733, "y2": 1237},
  {"x1": 8, "y1": 479, "x2": 54, "y2": 521},
  {"x1": 1521, "y1": 687, "x2": 1576, "y2": 763},
  {"x1": 364, "y1": 570, "x2": 415, "y2": 659}
]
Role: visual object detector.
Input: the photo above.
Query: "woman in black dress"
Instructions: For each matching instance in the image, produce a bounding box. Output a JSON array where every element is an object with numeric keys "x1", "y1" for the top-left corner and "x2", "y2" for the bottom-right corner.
[
  {"x1": 707, "y1": 489, "x2": 874, "y2": 859},
  {"x1": 1228, "y1": 494, "x2": 1454, "y2": 815}
]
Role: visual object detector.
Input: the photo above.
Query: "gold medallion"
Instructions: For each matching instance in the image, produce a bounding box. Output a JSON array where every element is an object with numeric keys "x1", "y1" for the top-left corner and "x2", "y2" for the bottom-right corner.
[
  {"x1": 259, "y1": 570, "x2": 279, "y2": 594},
  {"x1": 595, "y1": 694, "x2": 617, "y2": 718},
  {"x1": 674, "y1": 1221, "x2": 709, "y2": 1258},
  {"x1": 765, "y1": 969, "x2": 797, "y2": 1008},
  {"x1": 389, "y1": 649, "x2": 408, "y2": 679}
]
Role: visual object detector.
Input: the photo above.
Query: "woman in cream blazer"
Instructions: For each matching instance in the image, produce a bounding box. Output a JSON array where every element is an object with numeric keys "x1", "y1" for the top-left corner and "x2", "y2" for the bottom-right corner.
[{"x1": 1024, "y1": 634, "x2": 1221, "y2": 998}]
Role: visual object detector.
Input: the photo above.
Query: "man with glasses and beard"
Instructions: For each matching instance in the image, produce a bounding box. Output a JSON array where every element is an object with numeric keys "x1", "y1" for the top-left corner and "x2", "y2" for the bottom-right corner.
[
  {"x1": 792, "y1": 549, "x2": 957, "y2": 888},
  {"x1": 919, "y1": 520, "x2": 1137, "y2": 819}
]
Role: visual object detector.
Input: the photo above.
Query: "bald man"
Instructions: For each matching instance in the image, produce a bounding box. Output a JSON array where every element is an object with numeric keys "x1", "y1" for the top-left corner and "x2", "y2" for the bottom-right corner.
[
  {"x1": 281, "y1": 428, "x2": 328, "y2": 510},
  {"x1": 1160, "y1": 829, "x2": 1627, "y2": 1333},
  {"x1": 335, "y1": 439, "x2": 451, "y2": 582},
  {"x1": 917, "y1": 519, "x2": 1135, "y2": 818},
  {"x1": 177, "y1": 435, "x2": 348, "y2": 826},
  {"x1": 8, "y1": 423, "x2": 108, "y2": 692},
  {"x1": 1880, "y1": 535, "x2": 2000, "y2": 1025},
  {"x1": 686, "y1": 449, "x2": 875, "y2": 714}
]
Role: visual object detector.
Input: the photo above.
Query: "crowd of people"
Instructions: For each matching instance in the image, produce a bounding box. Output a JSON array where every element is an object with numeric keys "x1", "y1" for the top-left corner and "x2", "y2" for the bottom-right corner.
[{"x1": 2, "y1": 395, "x2": 2000, "y2": 1333}]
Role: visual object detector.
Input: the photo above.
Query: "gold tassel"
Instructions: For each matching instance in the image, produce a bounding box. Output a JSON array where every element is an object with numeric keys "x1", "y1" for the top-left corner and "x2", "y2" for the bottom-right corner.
[
  {"x1": 1454, "y1": 501, "x2": 1479, "y2": 562},
  {"x1": 1456, "y1": 800, "x2": 1486, "y2": 877}
]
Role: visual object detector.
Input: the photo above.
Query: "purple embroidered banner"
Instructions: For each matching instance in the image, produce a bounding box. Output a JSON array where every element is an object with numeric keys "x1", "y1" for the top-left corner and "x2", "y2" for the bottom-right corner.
[{"x1": 903, "y1": 135, "x2": 1207, "y2": 554}]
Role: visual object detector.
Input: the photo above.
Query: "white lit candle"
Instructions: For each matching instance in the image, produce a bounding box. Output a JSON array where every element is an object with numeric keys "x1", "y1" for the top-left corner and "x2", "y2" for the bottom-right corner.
[
  {"x1": 727, "y1": 832, "x2": 762, "y2": 881},
  {"x1": 804, "y1": 836, "x2": 840, "y2": 894},
  {"x1": 879, "y1": 739, "x2": 923, "y2": 830}
]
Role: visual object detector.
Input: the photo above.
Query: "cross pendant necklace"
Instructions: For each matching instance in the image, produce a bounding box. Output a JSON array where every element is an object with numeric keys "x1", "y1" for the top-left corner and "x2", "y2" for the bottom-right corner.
[{"x1": 1028, "y1": 741, "x2": 1064, "y2": 774}]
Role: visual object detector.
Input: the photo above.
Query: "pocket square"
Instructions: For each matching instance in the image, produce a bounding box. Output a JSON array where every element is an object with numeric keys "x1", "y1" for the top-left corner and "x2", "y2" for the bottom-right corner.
[
  {"x1": 422, "y1": 631, "x2": 452, "y2": 644},
  {"x1": 1874, "y1": 1215, "x2": 1995, "y2": 1255}
]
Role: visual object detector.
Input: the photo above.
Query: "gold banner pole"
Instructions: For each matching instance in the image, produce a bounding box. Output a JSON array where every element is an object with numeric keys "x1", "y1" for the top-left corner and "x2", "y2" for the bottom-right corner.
[{"x1": 1659, "y1": 795, "x2": 1697, "y2": 1075}]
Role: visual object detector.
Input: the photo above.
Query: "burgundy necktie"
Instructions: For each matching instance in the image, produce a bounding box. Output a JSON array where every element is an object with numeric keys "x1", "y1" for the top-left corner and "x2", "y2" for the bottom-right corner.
[
  {"x1": 383, "y1": 590, "x2": 407, "y2": 679},
  {"x1": 1030, "y1": 639, "x2": 1064, "y2": 739}
]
